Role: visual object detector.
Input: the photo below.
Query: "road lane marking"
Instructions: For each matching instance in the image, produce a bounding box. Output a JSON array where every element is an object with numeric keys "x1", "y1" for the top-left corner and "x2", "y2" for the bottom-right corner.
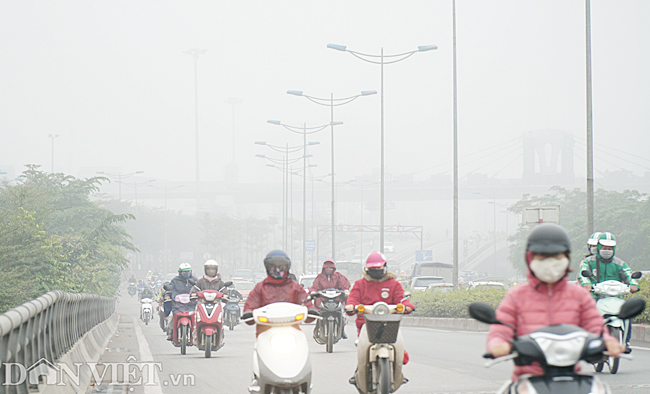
[{"x1": 133, "y1": 317, "x2": 164, "y2": 394}]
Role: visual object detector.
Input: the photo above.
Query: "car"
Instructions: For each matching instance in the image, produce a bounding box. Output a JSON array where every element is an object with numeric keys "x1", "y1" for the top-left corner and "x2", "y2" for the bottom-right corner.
[
  {"x1": 253, "y1": 272, "x2": 266, "y2": 283},
  {"x1": 410, "y1": 262, "x2": 453, "y2": 283},
  {"x1": 335, "y1": 261, "x2": 363, "y2": 283},
  {"x1": 409, "y1": 276, "x2": 445, "y2": 291},
  {"x1": 232, "y1": 268, "x2": 254, "y2": 282},
  {"x1": 298, "y1": 274, "x2": 317, "y2": 290},
  {"x1": 426, "y1": 283, "x2": 457, "y2": 293},
  {"x1": 384, "y1": 242, "x2": 395, "y2": 253},
  {"x1": 465, "y1": 281, "x2": 506, "y2": 291},
  {"x1": 232, "y1": 281, "x2": 255, "y2": 301}
]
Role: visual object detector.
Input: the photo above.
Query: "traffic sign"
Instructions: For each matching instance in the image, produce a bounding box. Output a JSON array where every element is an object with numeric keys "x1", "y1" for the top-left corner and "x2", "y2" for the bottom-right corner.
[
  {"x1": 305, "y1": 240, "x2": 316, "y2": 252},
  {"x1": 415, "y1": 250, "x2": 433, "y2": 262}
]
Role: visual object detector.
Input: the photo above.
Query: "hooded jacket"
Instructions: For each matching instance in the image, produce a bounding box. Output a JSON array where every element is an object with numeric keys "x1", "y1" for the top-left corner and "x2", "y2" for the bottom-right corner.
[
  {"x1": 346, "y1": 271, "x2": 415, "y2": 331},
  {"x1": 310, "y1": 261, "x2": 351, "y2": 292},
  {"x1": 244, "y1": 276, "x2": 313, "y2": 312},
  {"x1": 169, "y1": 274, "x2": 198, "y2": 313},
  {"x1": 487, "y1": 270, "x2": 611, "y2": 381},
  {"x1": 192, "y1": 274, "x2": 226, "y2": 294}
]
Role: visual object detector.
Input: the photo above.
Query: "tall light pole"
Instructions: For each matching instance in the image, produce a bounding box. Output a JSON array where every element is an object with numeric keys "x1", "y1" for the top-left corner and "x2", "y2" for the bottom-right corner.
[
  {"x1": 585, "y1": 0, "x2": 594, "y2": 235},
  {"x1": 327, "y1": 43, "x2": 437, "y2": 253},
  {"x1": 121, "y1": 179, "x2": 156, "y2": 210},
  {"x1": 452, "y1": 0, "x2": 459, "y2": 288},
  {"x1": 184, "y1": 48, "x2": 207, "y2": 210},
  {"x1": 268, "y1": 120, "x2": 339, "y2": 270},
  {"x1": 286, "y1": 90, "x2": 375, "y2": 263},
  {"x1": 48, "y1": 134, "x2": 59, "y2": 173},
  {"x1": 96, "y1": 170, "x2": 144, "y2": 200},
  {"x1": 148, "y1": 184, "x2": 185, "y2": 273}
]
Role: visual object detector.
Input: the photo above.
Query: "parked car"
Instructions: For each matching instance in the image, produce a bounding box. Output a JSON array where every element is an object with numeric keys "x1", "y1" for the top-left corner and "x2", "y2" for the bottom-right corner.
[
  {"x1": 232, "y1": 281, "x2": 255, "y2": 301},
  {"x1": 465, "y1": 281, "x2": 506, "y2": 291},
  {"x1": 253, "y1": 272, "x2": 266, "y2": 283},
  {"x1": 232, "y1": 268, "x2": 254, "y2": 282},
  {"x1": 410, "y1": 261, "x2": 453, "y2": 283},
  {"x1": 409, "y1": 276, "x2": 445, "y2": 291},
  {"x1": 426, "y1": 283, "x2": 457, "y2": 293},
  {"x1": 298, "y1": 274, "x2": 317, "y2": 290}
]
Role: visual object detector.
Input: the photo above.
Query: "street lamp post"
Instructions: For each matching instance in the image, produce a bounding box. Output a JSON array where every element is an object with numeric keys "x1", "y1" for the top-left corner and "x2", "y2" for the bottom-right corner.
[
  {"x1": 585, "y1": 0, "x2": 594, "y2": 235},
  {"x1": 96, "y1": 171, "x2": 144, "y2": 200},
  {"x1": 121, "y1": 179, "x2": 156, "y2": 210},
  {"x1": 184, "y1": 48, "x2": 207, "y2": 210},
  {"x1": 287, "y1": 90, "x2": 375, "y2": 263},
  {"x1": 48, "y1": 134, "x2": 59, "y2": 173},
  {"x1": 327, "y1": 43, "x2": 437, "y2": 254}
]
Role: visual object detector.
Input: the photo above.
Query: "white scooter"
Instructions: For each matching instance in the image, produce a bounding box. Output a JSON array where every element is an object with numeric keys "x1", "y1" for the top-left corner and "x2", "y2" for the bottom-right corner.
[
  {"x1": 351, "y1": 301, "x2": 408, "y2": 394},
  {"x1": 141, "y1": 298, "x2": 153, "y2": 325},
  {"x1": 243, "y1": 302, "x2": 320, "y2": 394},
  {"x1": 581, "y1": 269, "x2": 642, "y2": 374}
]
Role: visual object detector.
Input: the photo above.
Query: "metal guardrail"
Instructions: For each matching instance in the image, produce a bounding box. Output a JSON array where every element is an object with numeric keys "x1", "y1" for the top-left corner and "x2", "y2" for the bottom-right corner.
[{"x1": 0, "y1": 290, "x2": 115, "y2": 394}]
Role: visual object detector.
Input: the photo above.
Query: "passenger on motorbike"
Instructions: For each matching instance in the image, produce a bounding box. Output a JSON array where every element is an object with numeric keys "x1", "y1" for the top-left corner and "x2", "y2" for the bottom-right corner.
[
  {"x1": 488, "y1": 223, "x2": 621, "y2": 382},
  {"x1": 190, "y1": 260, "x2": 226, "y2": 295},
  {"x1": 244, "y1": 250, "x2": 314, "y2": 336},
  {"x1": 586, "y1": 232, "x2": 601, "y2": 257},
  {"x1": 310, "y1": 259, "x2": 351, "y2": 338},
  {"x1": 166, "y1": 263, "x2": 198, "y2": 340},
  {"x1": 578, "y1": 231, "x2": 639, "y2": 350},
  {"x1": 136, "y1": 280, "x2": 146, "y2": 292}
]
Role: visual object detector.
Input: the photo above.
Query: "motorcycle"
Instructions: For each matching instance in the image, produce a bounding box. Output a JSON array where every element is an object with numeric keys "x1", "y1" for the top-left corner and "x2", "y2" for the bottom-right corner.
[
  {"x1": 171, "y1": 294, "x2": 195, "y2": 355},
  {"x1": 350, "y1": 301, "x2": 408, "y2": 394},
  {"x1": 140, "y1": 298, "x2": 153, "y2": 325},
  {"x1": 159, "y1": 290, "x2": 172, "y2": 332},
  {"x1": 582, "y1": 269, "x2": 642, "y2": 374},
  {"x1": 223, "y1": 289, "x2": 242, "y2": 331},
  {"x1": 128, "y1": 283, "x2": 137, "y2": 297},
  {"x1": 191, "y1": 281, "x2": 233, "y2": 358},
  {"x1": 310, "y1": 288, "x2": 348, "y2": 353},
  {"x1": 468, "y1": 299, "x2": 645, "y2": 394},
  {"x1": 243, "y1": 302, "x2": 320, "y2": 394}
]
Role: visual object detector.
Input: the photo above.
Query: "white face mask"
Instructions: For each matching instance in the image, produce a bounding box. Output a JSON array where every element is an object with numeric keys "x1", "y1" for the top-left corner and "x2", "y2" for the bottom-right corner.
[
  {"x1": 529, "y1": 256, "x2": 570, "y2": 284},
  {"x1": 589, "y1": 246, "x2": 598, "y2": 255},
  {"x1": 599, "y1": 249, "x2": 614, "y2": 260}
]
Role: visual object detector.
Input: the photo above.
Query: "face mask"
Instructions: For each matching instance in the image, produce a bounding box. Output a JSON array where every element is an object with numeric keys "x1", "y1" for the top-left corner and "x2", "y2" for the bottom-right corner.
[
  {"x1": 529, "y1": 256, "x2": 570, "y2": 284},
  {"x1": 599, "y1": 249, "x2": 614, "y2": 260},
  {"x1": 367, "y1": 269, "x2": 385, "y2": 280},
  {"x1": 589, "y1": 246, "x2": 598, "y2": 255},
  {"x1": 268, "y1": 265, "x2": 289, "y2": 279},
  {"x1": 205, "y1": 268, "x2": 217, "y2": 277},
  {"x1": 181, "y1": 271, "x2": 191, "y2": 278}
]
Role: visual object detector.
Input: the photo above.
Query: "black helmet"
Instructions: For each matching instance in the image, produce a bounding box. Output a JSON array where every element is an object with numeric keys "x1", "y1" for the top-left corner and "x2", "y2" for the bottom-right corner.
[
  {"x1": 526, "y1": 223, "x2": 571, "y2": 255},
  {"x1": 264, "y1": 250, "x2": 291, "y2": 272}
]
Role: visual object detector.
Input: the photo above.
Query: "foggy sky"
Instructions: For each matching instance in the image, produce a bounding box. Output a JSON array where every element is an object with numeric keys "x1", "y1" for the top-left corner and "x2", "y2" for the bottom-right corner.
[{"x1": 1, "y1": 1, "x2": 649, "y2": 187}]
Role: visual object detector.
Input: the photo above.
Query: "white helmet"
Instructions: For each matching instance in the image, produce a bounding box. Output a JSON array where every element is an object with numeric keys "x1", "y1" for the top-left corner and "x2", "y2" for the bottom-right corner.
[
  {"x1": 204, "y1": 260, "x2": 219, "y2": 276},
  {"x1": 204, "y1": 259, "x2": 219, "y2": 268}
]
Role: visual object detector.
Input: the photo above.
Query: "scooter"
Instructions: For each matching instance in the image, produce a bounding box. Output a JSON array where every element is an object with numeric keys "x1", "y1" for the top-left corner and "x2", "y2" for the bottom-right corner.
[
  {"x1": 310, "y1": 288, "x2": 348, "y2": 353},
  {"x1": 350, "y1": 301, "x2": 408, "y2": 394},
  {"x1": 242, "y1": 302, "x2": 320, "y2": 394},
  {"x1": 171, "y1": 294, "x2": 195, "y2": 355},
  {"x1": 159, "y1": 291, "x2": 172, "y2": 332},
  {"x1": 192, "y1": 281, "x2": 233, "y2": 358},
  {"x1": 223, "y1": 289, "x2": 242, "y2": 331},
  {"x1": 582, "y1": 269, "x2": 642, "y2": 374},
  {"x1": 128, "y1": 282, "x2": 137, "y2": 297},
  {"x1": 140, "y1": 298, "x2": 153, "y2": 325},
  {"x1": 468, "y1": 299, "x2": 645, "y2": 394}
]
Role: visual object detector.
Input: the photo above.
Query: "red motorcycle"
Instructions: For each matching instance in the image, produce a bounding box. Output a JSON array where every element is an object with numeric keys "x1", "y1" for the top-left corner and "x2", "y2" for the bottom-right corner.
[
  {"x1": 171, "y1": 294, "x2": 195, "y2": 355},
  {"x1": 193, "y1": 282, "x2": 232, "y2": 358}
]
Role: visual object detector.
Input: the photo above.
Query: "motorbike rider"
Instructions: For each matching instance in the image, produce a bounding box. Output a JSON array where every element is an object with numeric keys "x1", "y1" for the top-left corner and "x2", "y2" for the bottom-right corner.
[
  {"x1": 128, "y1": 274, "x2": 137, "y2": 284},
  {"x1": 190, "y1": 260, "x2": 226, "y2": 295},
  {"x1": 586, "y1": 232, "x2": 601, "y2": 257},
  {"x1": 488, "y1": 223, "x2": 621, "y2": 382},
  {"x1": 136, "y1": 280, "x2": 146, "y2": 293},
  {"x1": 345, "y1": 251, "x2": 415, "y2": 386},
  {"x1": 577, "y1": 231, "x2": 639, "y2": 351},
  {"x1": 310, "y1": 259, "x2": 351, "y2": 338},
  {"x1": 156, "y1": 281, "x2": 172, "y2": 330},
  {"x1": 166, "y1": 263, "x2": 198, "y2": 340},
  {"x1": 139, "y1": 286, "x2": 155, "y2": 301},
  {"x1": 244, "y1": 250, "x2": 314, "y2": 336}
]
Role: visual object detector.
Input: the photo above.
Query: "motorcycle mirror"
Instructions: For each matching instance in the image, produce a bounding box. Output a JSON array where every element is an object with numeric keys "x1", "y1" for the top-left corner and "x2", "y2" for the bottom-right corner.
[
  {"x1": 402, "y1": 291, "x2": 412, "y2": 300},
  {"x1": 632, "y1": 271, "x2": 643, "y2": 279},
  {"x1": 163, "y1": 284, "x2": 171, "y2": 291},
  {"x1": 187, "y1": 278, "x2": 196, "y2": 286},
  {"x1": 581, "y1": 270, "x2": 593, "y2": 278},
  {"x1": 617, "y1": 297, "x2": 646, "y2": 320},
  {"x1": 468, "y1": 302, "x2": 501, "y2": 325},
  {"x1": 223, "y1": 281, "x2": 233, "y2": 288}
]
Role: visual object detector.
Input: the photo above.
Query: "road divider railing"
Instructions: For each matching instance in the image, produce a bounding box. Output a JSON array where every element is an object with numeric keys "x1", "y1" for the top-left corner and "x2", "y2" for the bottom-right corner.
[{"x1": 0, "y1": 290, "x2": 115, "y2": 394}]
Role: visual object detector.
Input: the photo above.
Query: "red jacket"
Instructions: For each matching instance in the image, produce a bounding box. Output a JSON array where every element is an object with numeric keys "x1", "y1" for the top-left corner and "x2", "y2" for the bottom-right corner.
[
  {"x1": 346, "y1": 272, "x2": 415, "y2": 330},
  {"x1": 244, "y1": 276, "x2": 313, "y2": 312},
  {"x1": 310, "y1": 271, "x2": 351, "y2": 292},
  {"x1": 487, "y1": 270, "x2": 611, "y2": 381}
]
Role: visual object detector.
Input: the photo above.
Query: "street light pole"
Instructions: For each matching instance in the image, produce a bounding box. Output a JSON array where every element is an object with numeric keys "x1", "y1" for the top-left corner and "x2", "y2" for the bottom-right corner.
[
  {"x1": 303, "y1": 123, "x2": 308, "y2": 274},
  {"x1": 452, "y1": 0, "x2": 459, "y2": 288},
  {"x1": 327, "y1": 43, "x2": 436, "y2": 254},
  {"x1": 585, "y1": 0, "x2": 594, "y2": 235},
  {"x1": 96, "y1": 170, "x2": 144, "y2": 200},
  {"x1": 184, "y1": 48, "x2": 207, "y2": 210},
  {"x1": 48, "y1": 134, "x2": 59, "y2": 173}
]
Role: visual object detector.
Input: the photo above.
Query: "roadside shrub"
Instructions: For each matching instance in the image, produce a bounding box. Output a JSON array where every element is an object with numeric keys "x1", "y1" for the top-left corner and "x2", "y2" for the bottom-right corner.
[
  {"x1": 411, "y1": 288, "x2": 507, "y2": 318},
  {"x1": 630, "y1": 276, "x2": 650, "y2": 325}
]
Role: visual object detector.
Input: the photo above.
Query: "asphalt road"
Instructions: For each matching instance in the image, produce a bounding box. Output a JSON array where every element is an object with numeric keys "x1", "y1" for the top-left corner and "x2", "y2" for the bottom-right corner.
[{"x1": 120, "y1": 293, "x2": 650, "y2": 393}]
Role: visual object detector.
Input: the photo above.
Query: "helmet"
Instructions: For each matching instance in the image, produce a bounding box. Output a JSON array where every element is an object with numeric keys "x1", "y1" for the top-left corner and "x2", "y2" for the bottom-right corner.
[
  {"x1": 178, "y1": 263, "x2": 192, "y2": 272},
  {"x1": 365, "y1": 251, "x2": 386, "y2": 269},
  {"x1": 264, "y1": 250, "x2": 291, "y2": 279},
  {"x1": 204, "y1": 259, "x2": 219, "y2": 276},
  {"x1": 597, "y1": 232, "x2": 616, "y2": 247},
  {"x1": 587, "y1": 232, "x2": 601, "y2": 246},
  {"x1": 322, "y1": 259, "x2": 336, "y2": 270},
  {"x1": 204, "y1": 259, "x2": 219, "y2": 268},
  {"x1": 525, "y1": 223, "x2": 571, "y2": 264}
]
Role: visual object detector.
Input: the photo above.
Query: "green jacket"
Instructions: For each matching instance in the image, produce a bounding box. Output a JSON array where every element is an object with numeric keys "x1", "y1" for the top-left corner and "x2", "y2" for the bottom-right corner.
[{"x1": 577, "y1": 255, "x2": 638, "y2": 296}]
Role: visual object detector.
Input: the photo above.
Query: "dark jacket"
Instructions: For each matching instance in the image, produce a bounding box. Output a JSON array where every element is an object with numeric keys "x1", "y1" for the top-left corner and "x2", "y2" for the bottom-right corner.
[
  {"x1": 192, "y1": 275, "x2": 226, "y2": 294},
  {"x1": 170, "y1": 274, "x2": 198, "y2": 313}
]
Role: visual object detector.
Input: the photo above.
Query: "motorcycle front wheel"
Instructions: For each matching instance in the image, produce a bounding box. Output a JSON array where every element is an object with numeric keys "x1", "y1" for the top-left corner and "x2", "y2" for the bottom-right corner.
[
  {"x1": 374, "y1": 358, "x2": 391, "y2": 394},
  {"x1": 229, "y1": 314, "x2": 235, "y2": 330},
  {"x1": 205, "y1": 334, "x2": 212, "y2": 358},
  {"x1": 180, "y1": 325, "x2": 187, "y2": 355},
  {"x1": 609, "y1": 326, "x2": 622, "y2": 374},
  {"x1": 326, "y1": 319, "x2": 334, "y2": 353}
]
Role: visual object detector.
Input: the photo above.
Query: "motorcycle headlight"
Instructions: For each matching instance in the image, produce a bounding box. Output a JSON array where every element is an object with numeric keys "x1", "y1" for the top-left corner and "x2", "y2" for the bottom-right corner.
[
  {"x1": 374, "y1": 304, "x2": 390, "y2": 315},
  {"x1": 271, "y1": 333, "x2": 296, "y2": 349},
  {"x1": 529, "y1": 331, "x2": 587, "y2": 367}
]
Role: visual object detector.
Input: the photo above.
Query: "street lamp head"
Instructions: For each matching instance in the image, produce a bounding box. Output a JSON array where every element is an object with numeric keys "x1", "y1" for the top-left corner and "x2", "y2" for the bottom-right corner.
[
  {"x1": 135, "y1": 171, "x2": 144, "y2": 174},
  {"x1": 330, "y1": 121, "x2": 343, "y2": 126},
  {"x1": 287, "y1": 90, "x2": 303, "y2": 96},
  {"x1": 96, "y1": 171, "x2": 105, "y2": 174},
  {"x1": 361, "y1": 90, "x2": 377, "y2": 96},
  {"x1": 266, "y1": 164, "x2": 276, "y2": 168},
  {"x1": 418, "y1": 45, "x2": 438, "y2": 52},
  {"x1": 267, "y1": 120, "x2": 281, "y2": 125},
  {"x1": 303, "y1": 154, "x2": 313, "y2": 158},
  {"x1": 308, "y1": 141, "x2": 320, "y2": 145},
  {"x1": 327, "y1": 43, "x2": 347, "y2": 51},
  {"x1": 255, "y1": 154, "x2": 266, "y2": 158},
  {"x1": 254, "y1": 141, "x2": 267, "y2": 145},
  {"x1": 308, "y1": 164, "x2": 318, "y2": 168}
]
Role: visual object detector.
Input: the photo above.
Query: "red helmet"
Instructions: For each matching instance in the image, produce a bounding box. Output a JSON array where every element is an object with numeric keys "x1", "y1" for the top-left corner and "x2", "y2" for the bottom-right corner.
[{"x1": 365, "y1": 251, "x2": 386, "y2": 269}]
